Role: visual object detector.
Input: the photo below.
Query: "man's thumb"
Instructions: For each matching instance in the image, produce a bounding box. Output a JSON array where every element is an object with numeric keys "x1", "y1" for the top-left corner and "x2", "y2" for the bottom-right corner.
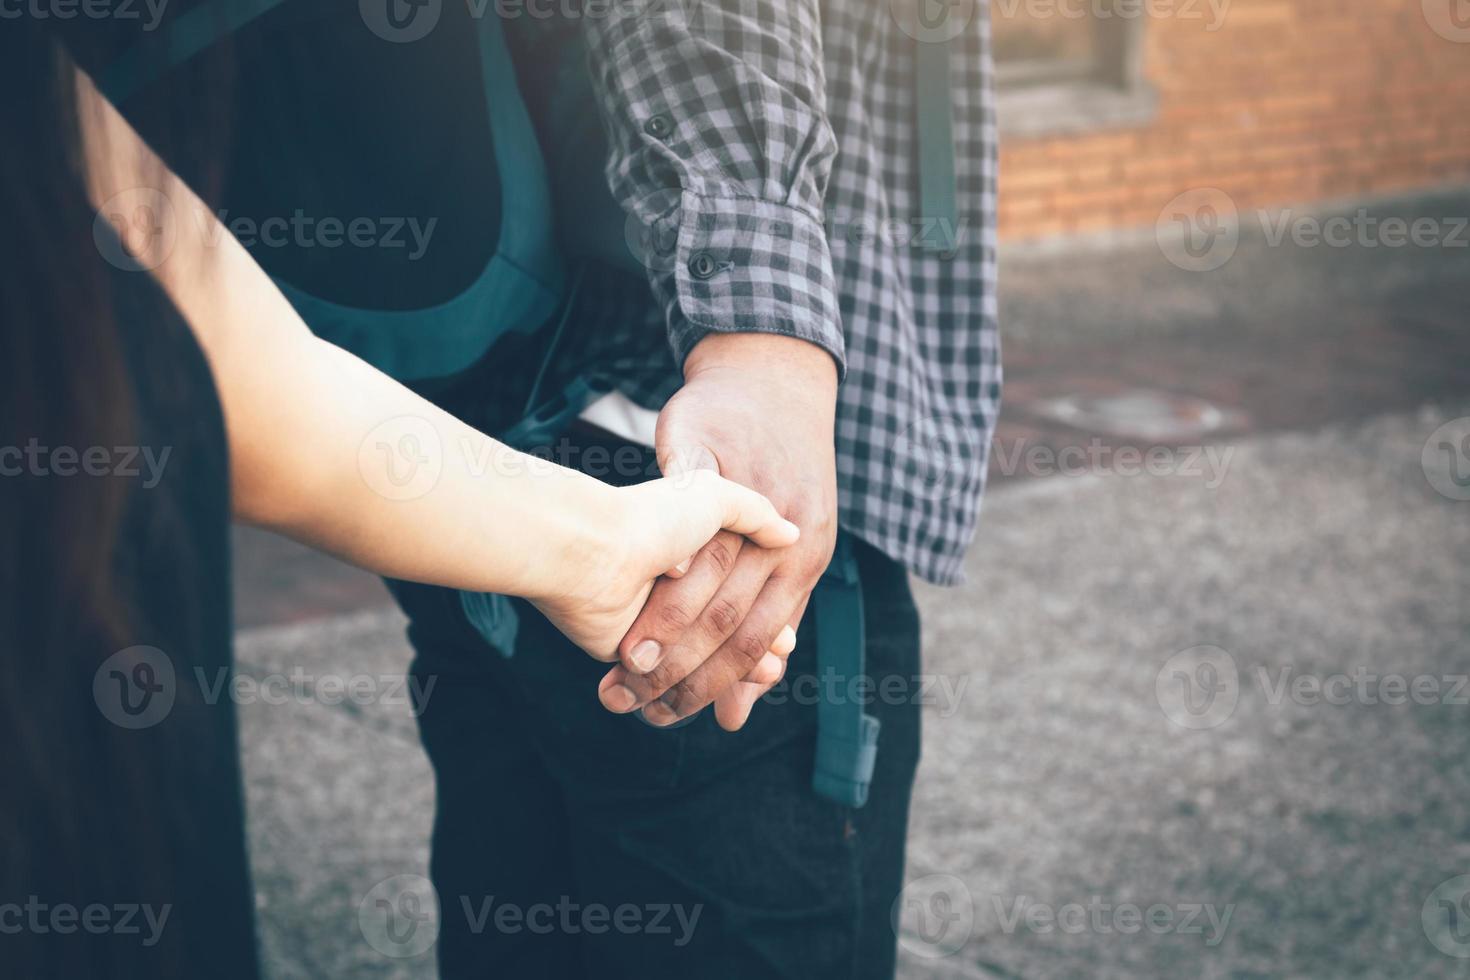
[{"x1": 657, "y1": 440, "x2": 720, "y2": 486}]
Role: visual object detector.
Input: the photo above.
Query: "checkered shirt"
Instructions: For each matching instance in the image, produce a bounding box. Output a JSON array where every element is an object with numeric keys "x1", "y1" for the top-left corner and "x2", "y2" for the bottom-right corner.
[{"x1": 566, "y1": 0, "x2": 1001, "y2": 586}]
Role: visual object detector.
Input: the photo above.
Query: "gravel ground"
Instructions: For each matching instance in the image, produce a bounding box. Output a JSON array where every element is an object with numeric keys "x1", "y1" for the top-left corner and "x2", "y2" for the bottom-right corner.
[
  {"x1": 237, "y1": 402, "x2": 1470, "y2": 979},
  {"x1": 899, "y1": 402, "x2": 1470, "y2": 979}
]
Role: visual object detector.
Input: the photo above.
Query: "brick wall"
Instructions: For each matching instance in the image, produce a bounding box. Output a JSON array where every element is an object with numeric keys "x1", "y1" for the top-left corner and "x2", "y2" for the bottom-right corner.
[{"x1": 996, "y1": 0, "x2": 1470, "y2": 241}]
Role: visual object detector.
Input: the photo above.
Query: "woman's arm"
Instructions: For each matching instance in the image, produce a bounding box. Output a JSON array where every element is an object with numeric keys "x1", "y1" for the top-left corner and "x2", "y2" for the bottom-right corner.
[{"x1": 74, "y1": 70, "x2": 798, "y2": 662}]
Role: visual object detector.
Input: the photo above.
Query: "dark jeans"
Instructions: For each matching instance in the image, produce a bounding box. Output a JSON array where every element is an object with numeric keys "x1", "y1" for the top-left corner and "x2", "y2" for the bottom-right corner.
[{"x1": 386, "y1": 429, "x2": 921, "y2": 979}]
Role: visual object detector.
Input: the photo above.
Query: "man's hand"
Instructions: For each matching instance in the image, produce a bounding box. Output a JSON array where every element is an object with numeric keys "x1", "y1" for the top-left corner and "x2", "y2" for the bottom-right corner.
[{"x1": 597, "y1": 332, "x2": 839, "y2": 730}]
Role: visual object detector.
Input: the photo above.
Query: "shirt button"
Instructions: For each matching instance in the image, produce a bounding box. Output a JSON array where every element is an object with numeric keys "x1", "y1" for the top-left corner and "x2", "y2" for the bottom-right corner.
[
  {"x1": 643, "y1": 114, "x2": 673, "y2": 140},
  {"x1": 688, "y1": 252, "x2": 719, "y2": 280}
]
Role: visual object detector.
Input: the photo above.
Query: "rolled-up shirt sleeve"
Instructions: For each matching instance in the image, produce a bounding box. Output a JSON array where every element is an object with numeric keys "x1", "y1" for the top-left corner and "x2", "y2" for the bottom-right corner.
[{"x1": 583, "y1": 0, "x2": 845, "y2": 377}]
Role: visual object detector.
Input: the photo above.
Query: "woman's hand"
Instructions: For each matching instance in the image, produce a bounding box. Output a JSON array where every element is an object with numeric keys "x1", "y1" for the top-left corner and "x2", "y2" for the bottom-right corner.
[{"x1": 528, "y1": 470, "x2": 801, "y2": 671}]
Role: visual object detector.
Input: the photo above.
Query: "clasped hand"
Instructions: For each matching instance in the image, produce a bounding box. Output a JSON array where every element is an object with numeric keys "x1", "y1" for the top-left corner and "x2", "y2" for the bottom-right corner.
[{"x1": 532, "y1": 334, "x2": 840, "y2": 732}]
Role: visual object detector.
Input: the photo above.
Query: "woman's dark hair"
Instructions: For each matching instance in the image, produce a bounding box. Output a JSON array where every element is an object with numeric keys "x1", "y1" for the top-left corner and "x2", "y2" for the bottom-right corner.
[{"x1": 0, "y1": 20, "x2": 232, "y2": 975}]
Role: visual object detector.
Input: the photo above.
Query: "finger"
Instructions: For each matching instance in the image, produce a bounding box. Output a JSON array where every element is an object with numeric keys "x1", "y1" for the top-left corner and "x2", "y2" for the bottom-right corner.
[
  {"x1": 601, "y1": 644, "x2": 781, "y2": 715},
  {"x1": 698, "y1": 470, "x2": 800, "y2": 549},
  {"x1": 645, "y1": 574, "x2": 804, "y2": 726},
  {"x1": 714, "y1": 660, "x2": 786, "y2": 732},
  {"x1": 612, "y1": 552, "x2": 775, "y2": 720},
  {"x1": 712, "y1": 627, "x2": 791, "y2": 727},
  {"x1": 657, "y1": 440, "x2": 719, "y2": 482},
  {"x1": 616, "y1": 531, "x2": 743, "y2": 677},
  {"x1": 605, "y1": 552, "x2": 776, "y2": 714},
  {"x1": 746, "y1": 650, "x2": 786, "y2": 686}
]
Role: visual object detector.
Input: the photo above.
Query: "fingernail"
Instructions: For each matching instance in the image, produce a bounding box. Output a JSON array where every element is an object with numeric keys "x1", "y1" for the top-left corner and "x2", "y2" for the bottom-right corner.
[
  {"x1": 602, "y1": 685, "x2": 637, "y2": 712},
  {"x1": 628, "y1": 639, "x2": 662, "y2": 673},
  {"x1": 641, "y1": 701, "x2": 678, "y2": 726},
  {"x1": 782, "y1": 519, "x2": 801, "y2": 539},
  {"x1": 674, "y1": 558, "x2": 692, "y2": 575}
]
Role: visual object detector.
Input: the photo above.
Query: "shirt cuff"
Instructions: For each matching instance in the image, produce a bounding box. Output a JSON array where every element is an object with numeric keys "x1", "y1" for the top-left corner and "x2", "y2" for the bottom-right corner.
[{"x1": 651, "y1": 191, "x2": 846, "y2": 379}]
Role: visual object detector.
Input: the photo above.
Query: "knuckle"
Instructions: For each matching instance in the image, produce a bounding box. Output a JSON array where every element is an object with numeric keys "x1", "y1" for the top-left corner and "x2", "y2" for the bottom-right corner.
[
  {"x1": 651, "y1": 596, "x2": 696, "y2": 634},
  {"x1": 798, "y1": 548, "x2": 834, "y2": 581},
  {"x1": 643, "y1": 651, "x2": 704, "y2": 697},
  {"x1": 728, "y1": 628, "x2": 769, "y2": 667},
  {"x1": 666, "y1": 678, "x2": 709, "y2": 716},
  {"x1": 701, "y1": 536, "x2": 739, "y2": 576},
  {"x1": 700, "y1": 597, "x2": 743, "y2": 639}
]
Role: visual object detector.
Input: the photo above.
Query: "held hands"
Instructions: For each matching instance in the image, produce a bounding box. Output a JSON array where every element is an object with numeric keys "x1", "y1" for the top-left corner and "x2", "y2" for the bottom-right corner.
[
  {"x1": 527, "y1": 468, "x2": 802, "y2": 668},
  {"x1": 598, "y1": 333, "x2": 840, "y2": 731}
]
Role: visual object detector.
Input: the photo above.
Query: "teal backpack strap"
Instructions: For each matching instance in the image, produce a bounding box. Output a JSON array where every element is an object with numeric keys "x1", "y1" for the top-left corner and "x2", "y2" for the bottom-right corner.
[
  {"x1": 100, "y1": 2, "x2": 565, "y2": 383},
  {"x1": 100, "y1": 0, "x2": 289, "y2": 101},
  {"x1": 914, "y1": 30, "x2": 957, "y2": 248},
  {"x1": 812, "y1": 532, "x2": 881, "y2": 809},
  {"x1": 457, "y1": 265, "x2": 610, "y2": 658}
]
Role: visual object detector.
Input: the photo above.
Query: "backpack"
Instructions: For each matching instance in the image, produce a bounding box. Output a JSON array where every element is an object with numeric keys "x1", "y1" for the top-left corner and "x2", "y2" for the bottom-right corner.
[{"x1": 102, "y1": 0, "x2": 879, "y2": 807}]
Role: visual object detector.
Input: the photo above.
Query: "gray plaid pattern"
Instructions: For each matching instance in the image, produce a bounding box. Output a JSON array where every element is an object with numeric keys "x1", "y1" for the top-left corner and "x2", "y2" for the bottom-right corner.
[{"x1": 581, "y1": 0, "x2": 1000, "y2": 586}]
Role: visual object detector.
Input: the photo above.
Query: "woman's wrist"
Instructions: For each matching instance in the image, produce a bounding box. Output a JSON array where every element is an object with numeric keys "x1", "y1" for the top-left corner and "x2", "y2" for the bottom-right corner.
[{"x1": 514, "y1": 465, "x2": 624, "y2": 606}]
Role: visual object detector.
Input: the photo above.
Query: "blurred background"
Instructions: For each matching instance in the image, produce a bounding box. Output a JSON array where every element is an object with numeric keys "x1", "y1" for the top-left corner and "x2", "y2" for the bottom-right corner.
[{"x1": 231, "y1": 1, "x2": 1470, "y2": 976}]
